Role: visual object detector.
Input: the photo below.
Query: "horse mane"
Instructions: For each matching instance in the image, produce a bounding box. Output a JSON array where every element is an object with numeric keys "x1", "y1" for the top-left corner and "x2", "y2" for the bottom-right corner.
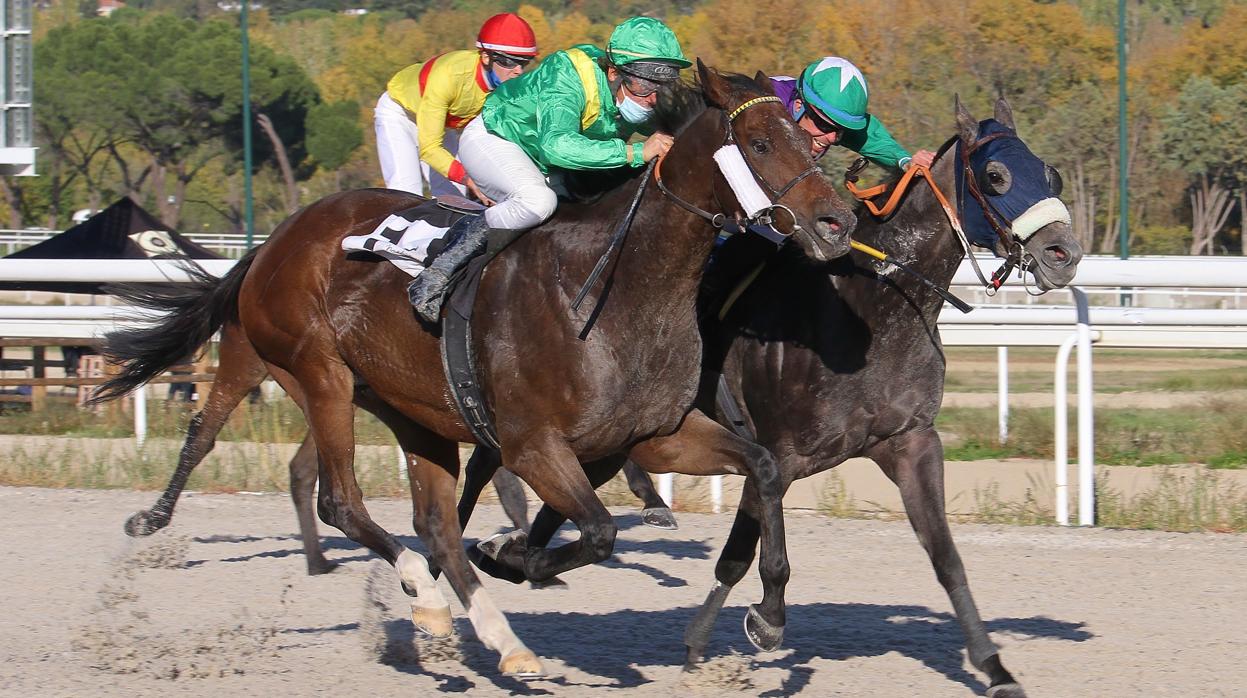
[{"x1": 651, "y1": 72, "x2": 764, "y2": 136}]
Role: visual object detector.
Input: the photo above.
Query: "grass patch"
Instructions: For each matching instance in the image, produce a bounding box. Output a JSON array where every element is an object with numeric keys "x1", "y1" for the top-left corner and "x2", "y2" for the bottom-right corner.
[
  {"x1": 938, "y1": 400, "x2": 1247, "y2": 468},
  {"x1": 941, "y1": 347, "x2": 1247, "y2": 394},
  {"x1": 1096, "y1": 467, "x2": 1247, "y2": 532},
  {"x1": 968, "y1": 477, "x2": 1051, "y2": 526},
  {"x1": 0, "y1": 398, "x2": 397, "y2": 445}
]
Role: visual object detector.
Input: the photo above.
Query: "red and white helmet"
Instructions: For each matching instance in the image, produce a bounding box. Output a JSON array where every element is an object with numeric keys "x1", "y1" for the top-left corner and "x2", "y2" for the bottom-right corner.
[{"x1": 476, "y1": 13, "x2": 538, "y2": 58}]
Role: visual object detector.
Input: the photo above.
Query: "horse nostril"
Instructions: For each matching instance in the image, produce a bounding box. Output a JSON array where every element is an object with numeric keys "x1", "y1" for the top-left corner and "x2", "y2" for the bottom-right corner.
[
  {"x1": 1046, "y1": 245, "x2": 1070, "y2": 265},
  {"x1": 816, "y1": 211, "x2": 854, "y2": 237}
]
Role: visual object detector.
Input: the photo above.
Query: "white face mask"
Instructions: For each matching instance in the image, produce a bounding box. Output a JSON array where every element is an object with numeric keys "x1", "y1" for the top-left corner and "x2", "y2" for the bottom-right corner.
[{"x1": 617, "y1": 94, "x2": 654, "y2": 124}]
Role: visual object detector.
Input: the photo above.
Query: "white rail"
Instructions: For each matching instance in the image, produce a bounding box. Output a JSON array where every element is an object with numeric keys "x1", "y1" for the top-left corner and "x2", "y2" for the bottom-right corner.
[
  {"x1": 5, "y1": 255, "x2": 1247, "y2": 524},
  {"x1": 0, "y1": 258, "x2": 236, "y2": 282}
]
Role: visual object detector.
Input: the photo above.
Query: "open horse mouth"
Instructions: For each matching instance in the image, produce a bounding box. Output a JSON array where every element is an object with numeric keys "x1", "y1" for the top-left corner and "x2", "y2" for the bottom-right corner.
[
  {"x1": 806, "y1": 209, "x2": 856, "y2": 260},
  {"x1": 1023, "y1": 221, "x2": 1083, "y2": 291}
]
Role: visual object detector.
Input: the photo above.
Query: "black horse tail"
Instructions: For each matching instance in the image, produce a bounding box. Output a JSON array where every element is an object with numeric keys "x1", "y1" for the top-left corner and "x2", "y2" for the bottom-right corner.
[{"x1": 90, "y1": 249, "x2": 259, "y2": 404}]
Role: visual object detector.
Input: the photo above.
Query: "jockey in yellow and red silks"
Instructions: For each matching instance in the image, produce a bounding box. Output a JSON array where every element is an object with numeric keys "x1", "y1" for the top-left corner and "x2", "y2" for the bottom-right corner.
[{"x1": 374, "y1": 13, "x2": 538, "y2": 203}]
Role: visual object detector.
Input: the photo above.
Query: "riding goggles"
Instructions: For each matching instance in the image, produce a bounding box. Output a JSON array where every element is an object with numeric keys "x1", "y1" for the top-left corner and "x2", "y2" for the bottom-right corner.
[
  {"x1": 488, "y1": 52, "x2": 534, "y2": 69},
  {"x1": 621, "y1": 74, "x2": 661, "y2": 98}
]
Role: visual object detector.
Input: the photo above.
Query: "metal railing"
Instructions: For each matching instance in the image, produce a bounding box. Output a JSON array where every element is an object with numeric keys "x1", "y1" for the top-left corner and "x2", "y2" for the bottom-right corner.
[{"x1": 5, "y1": 256, "x2": 1247, "y2": 524}]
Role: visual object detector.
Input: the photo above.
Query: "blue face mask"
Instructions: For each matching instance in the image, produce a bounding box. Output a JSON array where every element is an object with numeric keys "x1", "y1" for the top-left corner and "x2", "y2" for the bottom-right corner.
[
  {"x1": 485, "y1": 66, "x2": 502, "y2": 90},
  {"x1": 618, "y1": 95, "x2": 653, "y2": 124}
]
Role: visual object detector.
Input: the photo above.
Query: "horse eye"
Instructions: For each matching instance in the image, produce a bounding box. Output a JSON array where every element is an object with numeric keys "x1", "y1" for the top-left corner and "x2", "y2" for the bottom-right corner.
[
  {"x1": 1046, "y1": 165, "x2": 1064, "y2": 197},
  {"x1": 751, "y1": 138, "x2": 770, "y2": 155},
  {"x1": 983, "y1": 160, "x2": 1012, "y2": 195}
]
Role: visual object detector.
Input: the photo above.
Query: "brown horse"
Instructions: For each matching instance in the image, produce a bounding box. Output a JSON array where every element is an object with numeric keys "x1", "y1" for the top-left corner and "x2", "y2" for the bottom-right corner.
[
  {"x1": 93, "y1": 61, "x2": 855, "y2": 675},
  {"x1": 457, "y1": 98, "x2": 1082, "y2": 696}
]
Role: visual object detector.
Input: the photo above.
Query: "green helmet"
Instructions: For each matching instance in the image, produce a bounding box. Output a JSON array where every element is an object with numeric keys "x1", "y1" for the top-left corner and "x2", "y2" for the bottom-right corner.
[
  {"x1": 606, "y1": 17, "x2": 690, "y2": 83},
  {"x1": 797, "y1": 56, "x2": 870, "y2": 130}
]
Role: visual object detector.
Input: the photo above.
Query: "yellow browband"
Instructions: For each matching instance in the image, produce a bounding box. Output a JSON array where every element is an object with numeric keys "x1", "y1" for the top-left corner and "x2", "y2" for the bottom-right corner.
[{"x1": 728, "y1": 95, "x2": 782, "y2": 120}]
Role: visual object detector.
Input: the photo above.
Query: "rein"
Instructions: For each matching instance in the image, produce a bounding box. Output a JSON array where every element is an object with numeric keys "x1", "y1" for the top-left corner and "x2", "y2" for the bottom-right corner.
[
  {"x1": 655, "y1": 95, "x2": 821, "y2": 245},
  {"x1": 843, "y1": 132, "x2": 1023, "y2": 294},
  {"x1": 570, "y1": 93, "x2": 821, "y2": 331}
]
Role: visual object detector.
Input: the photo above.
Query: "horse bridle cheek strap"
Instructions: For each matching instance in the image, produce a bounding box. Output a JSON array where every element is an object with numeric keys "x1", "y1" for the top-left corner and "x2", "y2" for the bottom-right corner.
[{"x1": 656, "y1": 96, "x2": 818, "y2": 246}]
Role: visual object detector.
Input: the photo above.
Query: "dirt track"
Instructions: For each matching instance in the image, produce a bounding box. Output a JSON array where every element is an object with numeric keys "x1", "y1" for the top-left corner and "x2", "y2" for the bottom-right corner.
[{"x1": 1, "y1": 486, "x2": 1244, "y2": 697}]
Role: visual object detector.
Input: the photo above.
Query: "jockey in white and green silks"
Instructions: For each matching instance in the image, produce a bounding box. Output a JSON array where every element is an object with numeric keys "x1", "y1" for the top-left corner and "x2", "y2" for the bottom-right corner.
[
  {"x1": 770, "y1": 57, "x2": 936, "y2": 171},
  {"x1": 407, "y1": 16, "x2": 690, "y2": 321}
]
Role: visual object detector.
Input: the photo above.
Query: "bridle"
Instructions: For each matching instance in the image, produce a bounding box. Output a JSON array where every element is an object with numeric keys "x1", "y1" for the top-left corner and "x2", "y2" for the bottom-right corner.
[
  {"x1": 654, "y1": 95, "x2": 822, "y2": 244},
  {"x1": 845, "y1": 129, "x2": 1046, "y2": 295},
  {"x1": 569, "y1": 93, "x2": 828, "y2": 328}
]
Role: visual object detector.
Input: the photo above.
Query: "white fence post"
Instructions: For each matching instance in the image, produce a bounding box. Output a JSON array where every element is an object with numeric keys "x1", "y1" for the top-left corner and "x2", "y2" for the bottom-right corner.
[
  {"x1": 1073, "y1": 288, "x2": 1096, "y2": 526},
  {"x1": 710, "y1": 475, "x2": 723, "y2": 513},
  {"x1": 997, "y1": 346, "x2": 1009, "y2": 444},
  {"x1": 1054, "y1": 334, "x2": 1075, "y2": 526},
  {"x1": 133, "y1": 385, "x2": 147, "y2": 449}
]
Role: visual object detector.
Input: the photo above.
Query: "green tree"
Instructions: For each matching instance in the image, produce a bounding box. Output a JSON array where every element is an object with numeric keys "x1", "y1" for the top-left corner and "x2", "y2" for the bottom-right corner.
[
  {"x1": 1161, "y1": 76, "x2": 1247, "y2": 254},
  {"x1": 35, "y1": 13, "x2": 319, "y2": 228},
  {"x1": 305, "y1": 101, "x2": 364, "y2": 191}
]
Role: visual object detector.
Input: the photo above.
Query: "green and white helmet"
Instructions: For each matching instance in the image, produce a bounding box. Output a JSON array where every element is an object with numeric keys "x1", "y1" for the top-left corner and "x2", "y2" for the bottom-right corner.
[
  {"x1": 797, "y1": 56, "x2": 870, "y2": 130},
  {"x1": 606, "y1": 17, "x2": 691, "y2": 83}
]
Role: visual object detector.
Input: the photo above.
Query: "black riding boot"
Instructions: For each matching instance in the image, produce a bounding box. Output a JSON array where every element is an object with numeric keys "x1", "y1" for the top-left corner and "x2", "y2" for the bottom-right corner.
[{"x1": 407, "y1": 214, "x2": 490, "y2": 322}]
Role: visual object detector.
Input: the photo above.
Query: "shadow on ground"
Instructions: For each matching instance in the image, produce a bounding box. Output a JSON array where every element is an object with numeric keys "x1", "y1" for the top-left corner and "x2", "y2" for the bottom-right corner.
[{"x1": 367, "y1": 601, "x2": 1090, "y2": 694}]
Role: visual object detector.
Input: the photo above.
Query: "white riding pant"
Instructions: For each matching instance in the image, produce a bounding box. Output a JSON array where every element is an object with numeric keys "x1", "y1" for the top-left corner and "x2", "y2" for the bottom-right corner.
[
  {"x1": 373, "y1": 92, "x2": 466, "y2": 198},
  {"x1": 457, "y1": 117, "x2": 557, "y2": 230}
]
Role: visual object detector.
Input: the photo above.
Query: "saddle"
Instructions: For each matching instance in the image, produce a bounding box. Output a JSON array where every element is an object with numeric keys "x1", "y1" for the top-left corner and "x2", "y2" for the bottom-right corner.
[{"x1": 344, "y1": 195, "x2": 520, "y2": 449}]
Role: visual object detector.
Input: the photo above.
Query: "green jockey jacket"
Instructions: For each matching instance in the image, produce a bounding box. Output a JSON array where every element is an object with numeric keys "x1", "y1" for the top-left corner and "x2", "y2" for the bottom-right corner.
[
  {"x1": 480, "y1": 44, "x2": 650, "y2": 174},
  {"x1": 769, "y1": 76, "x2": 912, "y2": 170}
]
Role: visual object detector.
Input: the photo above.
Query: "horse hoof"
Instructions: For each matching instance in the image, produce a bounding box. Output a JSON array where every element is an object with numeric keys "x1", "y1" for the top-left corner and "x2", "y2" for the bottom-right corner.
[
  {"x1": 744, "y1": 605, "x2": 784, "y2": 652},
  {"x1": 306, "y1": 558, "x2": 338, "y2": 576},
  {"x1": 529, "y1": 575, "x2": 568, "y2": 590},
  {"x1": 682, "y1": 645, "x2": 705, "y2": 670},
  {"x1": 641, "y1": 507, "x2": 679, "y2": 530},
  {"x1": 410, "y1": 603, "x2": 454, "y2": 638},
  {"x1": 123, "y1": 510, "x2": 166, "y2": 537},
  {"x1": 498, "y1": 648, "x2": 544, "y2": 677},
  {"x1": 986, "y1": 682, "x2": 1027, "y2": 698},
  {"x1": 477, "y1": 530, "x2": 527, "y2": 559},
  {"x1": 467, "y1": 531, "x2": 529, "y2": 584}
]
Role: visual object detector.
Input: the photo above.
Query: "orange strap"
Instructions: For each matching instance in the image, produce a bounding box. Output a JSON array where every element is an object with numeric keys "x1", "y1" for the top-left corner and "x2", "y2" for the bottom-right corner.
[
  {"x1": 845, "y1": 164, "x2": 964, "y2": 237},
  {"x1": 845, "y1": 164, "x2": 933, "y2": 215}
]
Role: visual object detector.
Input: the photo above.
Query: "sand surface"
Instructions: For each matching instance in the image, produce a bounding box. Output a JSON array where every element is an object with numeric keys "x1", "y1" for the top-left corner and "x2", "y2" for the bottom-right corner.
[{"x1": 1, "y1": 486, "x2": 1243, "y2": 697}]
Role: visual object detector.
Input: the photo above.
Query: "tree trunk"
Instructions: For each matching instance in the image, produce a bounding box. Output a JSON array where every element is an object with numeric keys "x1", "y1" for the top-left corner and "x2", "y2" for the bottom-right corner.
[
  {"x1": 0, "y1": 178, "x2": 25, "y2": 228},
  {"x1": 1069, "y1": 158, "x2": 1096, "y2": 251},
  {"x1": 1099, "y1": 156, "x2": 1119, "y2": 254},
  {"x1": 1189, "y1": 174, "x2": 1235, "y2": 255},
  {"x1": 255, "y1": 111, "x2": 299, "y2": 214},
  {"x1": 151, "y1": 162, "x2": 170, "y2": 225},
  {"x1": 1240, "y1": 189, "x2": 1246, "y2": 256}
]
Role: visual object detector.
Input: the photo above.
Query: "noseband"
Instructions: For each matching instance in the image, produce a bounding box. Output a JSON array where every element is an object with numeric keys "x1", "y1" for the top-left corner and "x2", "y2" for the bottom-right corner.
[
  {"x1": 655, "y1": 95, "x2": 821, "y2": 245},
  {"x1": 844, "y1": 129, "x2": 1047, "y2": 295}
]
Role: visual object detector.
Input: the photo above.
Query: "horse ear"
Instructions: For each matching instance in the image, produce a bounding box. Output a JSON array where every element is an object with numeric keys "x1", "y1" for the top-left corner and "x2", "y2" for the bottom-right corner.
[
  {"x1": 954, "y1": 94, "x2": 978, "y2": 145},
  {"x1": 994, "y1": 97, "x2": 1016, "y2": 131},
  {"x1": 754, "y1": 70, "x2": 776, "y2": 95},
  {"x1": 698, "y1": 58, "x2": 732, "y2": 109}
]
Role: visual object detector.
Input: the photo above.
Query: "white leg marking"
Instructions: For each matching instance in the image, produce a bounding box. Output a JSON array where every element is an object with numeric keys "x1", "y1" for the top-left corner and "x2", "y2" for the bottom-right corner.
[
  {"x1": 395, "y1": 548, "x2": 449, "y2": 610},
  {"x1": 465, "y1": 587, "x2": 527, "y2": 657}
]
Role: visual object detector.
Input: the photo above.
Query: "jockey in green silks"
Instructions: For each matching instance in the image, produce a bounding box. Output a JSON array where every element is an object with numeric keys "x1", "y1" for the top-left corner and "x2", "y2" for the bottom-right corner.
[
  {"x1": 407, "y1": 16, "x2": 690, "y2": 322},
  {"x1": 770, "y1": 56, "x2": 935, "y2": 171}
]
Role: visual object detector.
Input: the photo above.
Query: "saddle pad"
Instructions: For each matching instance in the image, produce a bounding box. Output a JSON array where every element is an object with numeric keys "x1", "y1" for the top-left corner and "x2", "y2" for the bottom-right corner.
[{"x1": 340, "y1": 199, "x2": 470, "y2": 277}]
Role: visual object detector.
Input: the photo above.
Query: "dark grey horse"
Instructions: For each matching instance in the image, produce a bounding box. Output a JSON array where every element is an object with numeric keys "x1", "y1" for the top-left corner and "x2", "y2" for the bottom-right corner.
[{"x1": 461, "y1": 97, "x2": 1081, "y2": 697}]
